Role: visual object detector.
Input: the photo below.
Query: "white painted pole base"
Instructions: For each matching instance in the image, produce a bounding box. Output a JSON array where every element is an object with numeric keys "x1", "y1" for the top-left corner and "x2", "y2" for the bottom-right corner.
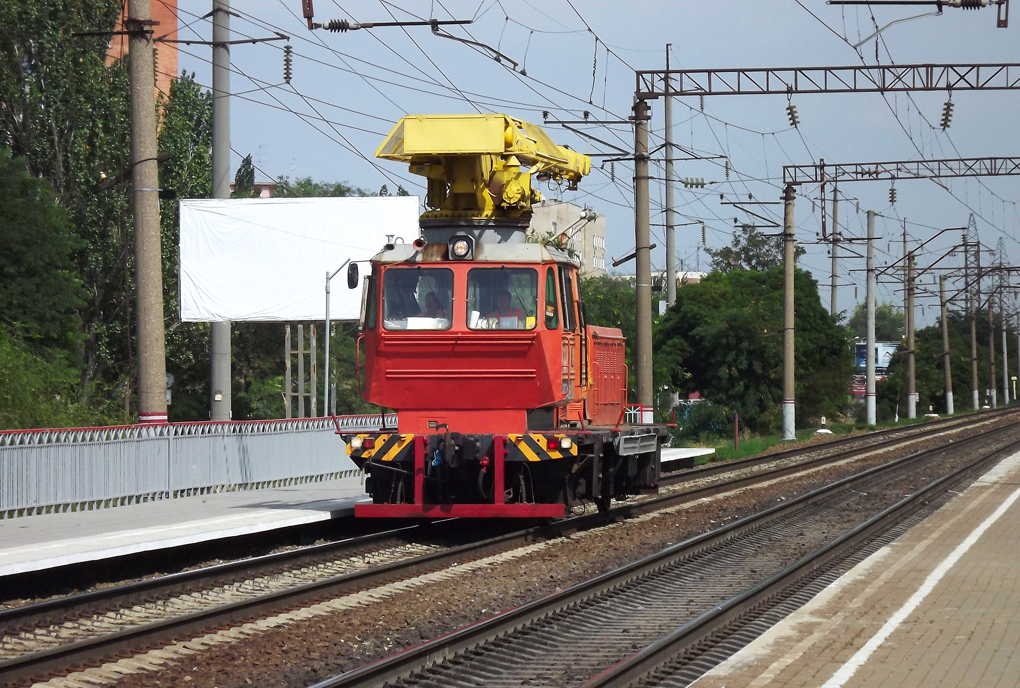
[
  {"x1": 866, "y1": 394, "x2": 876, "y2": 426},
  {"x1": 945, "y1": 391, "x2": 954, "y2": 416},
  {"x1": 782, "y1": 401, "x2": 796, "y2": 441},
  {"x1": 973, "y1": 390, "x2": 979, "y2": 410},
  {"x1": 907, "y1": 395, "x2": 916, "y2": 420}
]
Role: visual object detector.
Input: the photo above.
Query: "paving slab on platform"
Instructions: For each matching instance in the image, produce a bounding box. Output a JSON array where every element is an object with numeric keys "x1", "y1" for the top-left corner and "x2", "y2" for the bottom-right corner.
[
  {"x1": 693, "y1": 449, "x2": 1020, "y2": 688},
  {"x1": 0, "y1": 478, "x2": 369, "y2": 577}
]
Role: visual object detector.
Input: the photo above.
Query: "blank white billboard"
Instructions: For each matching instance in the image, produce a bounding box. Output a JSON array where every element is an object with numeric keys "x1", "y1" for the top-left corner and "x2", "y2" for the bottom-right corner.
[{"x1": 179, "y1": 196, "x2": 419, "y2": 322}]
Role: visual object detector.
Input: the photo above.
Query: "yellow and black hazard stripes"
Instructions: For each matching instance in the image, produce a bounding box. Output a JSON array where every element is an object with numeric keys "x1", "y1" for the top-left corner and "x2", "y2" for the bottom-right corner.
[
  {"x1": 346, "y1": 433, "x2": 414, "y2": 462},
  {"x1": 506, "y1": 434, "x2": 579, "y2": 462}
]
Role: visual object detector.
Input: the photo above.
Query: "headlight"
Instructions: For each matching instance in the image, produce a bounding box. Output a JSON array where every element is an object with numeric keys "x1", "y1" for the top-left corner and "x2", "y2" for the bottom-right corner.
[
  {"x1": 350, "y1": 436, "x2": 364, "y2": 450},
  {"x1": 559, "y1": 437, "x2": 573, "y2": 450},
  {"x1": 448, "y1": 234, "x2": 474, "y2": 259}
]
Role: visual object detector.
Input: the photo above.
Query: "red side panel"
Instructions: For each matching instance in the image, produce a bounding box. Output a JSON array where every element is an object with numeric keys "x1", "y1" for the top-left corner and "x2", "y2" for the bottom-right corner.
[{"x1": 586, "y1": 325, "x2": 627, "y2": 427}]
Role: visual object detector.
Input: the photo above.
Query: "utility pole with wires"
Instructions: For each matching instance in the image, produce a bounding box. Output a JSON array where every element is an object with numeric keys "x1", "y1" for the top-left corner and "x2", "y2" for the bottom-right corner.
[
  {"x1": 940, "y1": 275, "x2": 955, "y2": 415},
  {"x1": 631, "y1": 98, "x2": 654, "y2": 421},
  {"x1": 664, "y1": 44, "x2": 676, "y2": 309},
  {"x1": 210, "y1": 0, "x2": 231, "y2": 421},
  {"x1": 830, "y1": 186, "x2": 839, "y2": 316},
  {"x1": 906, "y1": 251, "x2": 917, "y2": 419},
  {"x1": 128, "y1": 0, "x2": 168, "y2": 424}
]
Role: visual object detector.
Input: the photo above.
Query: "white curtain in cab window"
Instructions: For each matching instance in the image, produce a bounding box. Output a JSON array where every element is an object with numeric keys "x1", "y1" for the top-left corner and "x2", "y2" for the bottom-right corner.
[{"x1": 179, "y1": 196, "x2": 419, "y2": 322}]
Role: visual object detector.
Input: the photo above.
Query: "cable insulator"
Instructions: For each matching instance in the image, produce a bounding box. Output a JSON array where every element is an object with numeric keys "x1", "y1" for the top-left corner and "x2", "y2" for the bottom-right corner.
[
  {"x1": 786, "y1": 103, "x2": 800, "y2": 128},
  {"x1": 940, "y1": 99, "x2": 954, "y2": 129},
  {"x1": 323, "y1": 18, "x2": 353, "y2": 32},
  {"x1": 701, "y1": 223, "x2": 706, "y2": 246},
  {"x1": 724, "y1": 159, "x2": 730, "y2": 180},
  {"x1": 699, "y1": 95, "x2": 704, "y2": 112},
  {"x1": 610, "y1": 161, "x2": 615, "y2": 182},
  {"x1": 283, "y1": 45, "x2": 293, "y2": 84},
  {"x1": 889, "y1": 186, "x2": 897, "y2": 205},
  {"x1": 152, "y1": 45, "x2": 158, "y2": 87},
  {"x1": 959, "y1": 0, "x2": 983, "y2": 8}
]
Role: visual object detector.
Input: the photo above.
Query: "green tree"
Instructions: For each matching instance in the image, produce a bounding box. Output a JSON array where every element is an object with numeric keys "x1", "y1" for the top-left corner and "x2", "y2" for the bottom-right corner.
[
  {"x1": 232, "y1": 154, "x2": 257, "y2": 198},
  {"x1": 707, "y1": 224, "x2": 805, "y2": 273},
  {"x1": 0, "y1": 327, "x2": 116, "y2": 430},
  {"x1": 579, "y1": 274, "x2": 667, "y2": 397},
  {"x1": 654, "y1": 268, "x2": 852, "y2": 433},
  {"x1": 0, "y1": 148, "x2": 84, "y2": 358},
  {"x1": 1, "y1": 0, "x2": 134, "y2": 400},
  {"x1": 274, "y1": 176, "x2": 372, "y2": 198},
  {"x1": 846, "y1": 301, "x2": 904, "y2": 342}
]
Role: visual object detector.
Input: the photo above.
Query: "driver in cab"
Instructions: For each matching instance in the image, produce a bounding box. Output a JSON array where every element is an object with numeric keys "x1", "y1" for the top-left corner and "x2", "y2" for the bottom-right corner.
[{"x1": 486, "y1": 290, "x2": 523, "y2": 329}]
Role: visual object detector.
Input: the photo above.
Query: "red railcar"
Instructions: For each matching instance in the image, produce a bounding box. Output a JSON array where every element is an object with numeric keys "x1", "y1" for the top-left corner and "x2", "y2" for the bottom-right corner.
[{"x1": 342, "y1": 114, "x2": 666, "y2": 517}]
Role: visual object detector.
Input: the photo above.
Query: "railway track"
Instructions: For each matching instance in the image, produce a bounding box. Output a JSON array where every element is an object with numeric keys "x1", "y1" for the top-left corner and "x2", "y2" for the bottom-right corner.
[
  {"x1": 1, "y1": 409, "x2": 1015, "y2": 687},
  {"x1": 659, "y1": 405, "x2": 1016, "y2": 485},
  {"x1": 310, "y1": 417, "x2": 1020, "y2": 688}
]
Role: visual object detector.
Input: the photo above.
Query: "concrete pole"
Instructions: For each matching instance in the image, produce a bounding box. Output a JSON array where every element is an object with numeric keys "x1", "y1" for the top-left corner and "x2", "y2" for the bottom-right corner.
[
  {"x1": 782, "y1": 184, "x2": 797, "y2": 440},
  {"x1": 1002, "y1": 292, "x2": 1009, "y2": 405},
  {"x1": 664, "y1": 48, "x2": 676, "y2": 309},
  {"x1": 128, "y1": 0, "x2": 168, "y2": 424},
  {"x1": 971, "y1": 288, "x2": 980, "y2": 410},
  {"x1": 866, "y1": 210, "x2": 877, "y2": 426},
  {"x1": 830, "y1": 186, "x2": 838, "y2": 316},
  {"x1": 210, "y1": 0, "x2": 232, "y2": 421},
  {"x1": 940, "y1": 275, "x2": 954, "y2": 415},
  {"x1": 906, "y1": 252, "x2": 916, "y2": 419},
  {"x1": 989, "y1": 298, "x2": 997, "y2": 409},
  {"x1": 632, "y1": 99, "x2": 653, "y2": 421},
  {"x1": 902, "y1": 220, "x2": 908, "y2": 333},
  {"x1": 324, "y1": 271, "x2": 332, "y2": 416}
]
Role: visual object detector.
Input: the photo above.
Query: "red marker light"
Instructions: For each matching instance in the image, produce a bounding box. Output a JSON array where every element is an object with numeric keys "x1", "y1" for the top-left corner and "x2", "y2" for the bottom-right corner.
[{"x1": 363, "y1": 437, "x2": 376, "y2": 449}]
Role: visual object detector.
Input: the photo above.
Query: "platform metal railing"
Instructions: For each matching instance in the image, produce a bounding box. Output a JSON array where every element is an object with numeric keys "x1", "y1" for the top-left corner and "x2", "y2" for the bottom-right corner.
[{"x1": 0, "y1": 415, "x2": 394, "y2": 517}]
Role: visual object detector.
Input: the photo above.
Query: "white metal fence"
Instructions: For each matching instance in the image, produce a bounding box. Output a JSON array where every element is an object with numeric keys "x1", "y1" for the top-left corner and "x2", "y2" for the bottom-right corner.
[{"x1": 0, "y1": 415, "x2": 394, "y2": 517}]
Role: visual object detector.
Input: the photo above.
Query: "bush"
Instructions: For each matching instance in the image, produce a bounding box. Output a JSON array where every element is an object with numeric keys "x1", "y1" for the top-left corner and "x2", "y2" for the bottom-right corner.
[
  {"x1": 0, "y1": 329, "x2": 120, "y2": 429},
  {"x1": 671, "y1": 401, "x2": 732, "y2": 443}
]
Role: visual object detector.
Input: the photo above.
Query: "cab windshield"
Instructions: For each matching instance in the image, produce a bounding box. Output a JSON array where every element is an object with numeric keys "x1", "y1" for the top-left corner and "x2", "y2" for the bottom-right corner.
[
  {"x1": 466, "y1": 267, "x2": 537, "y2": 330},
  {"x1": 382, "y1": 267, "x2": 453, "y2": 330}
]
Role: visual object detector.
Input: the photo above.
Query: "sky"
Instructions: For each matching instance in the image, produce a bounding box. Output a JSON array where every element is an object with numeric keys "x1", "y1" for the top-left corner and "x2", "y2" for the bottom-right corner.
[{"x1": 170, "y1": 0, "x2": 1020, "y2": 327}]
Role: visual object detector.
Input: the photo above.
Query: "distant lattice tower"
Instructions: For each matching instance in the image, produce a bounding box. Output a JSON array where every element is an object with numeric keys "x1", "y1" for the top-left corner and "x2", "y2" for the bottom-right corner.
[{"x1": 107, "y1": 0, "x2": 179, "y2": 101}]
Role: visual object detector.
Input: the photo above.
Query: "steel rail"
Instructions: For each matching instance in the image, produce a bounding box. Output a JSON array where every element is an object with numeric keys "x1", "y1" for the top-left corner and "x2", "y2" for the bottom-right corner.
[
  {"x1": 2, "y1": 410, "x2": 1013, "y2": 686},
  {"x1": 307, "y1": 419, "x2": 1020, "y2": 688},
  {"x1": 581, "y1": 437, "x2": 1020, "y2": 687}
]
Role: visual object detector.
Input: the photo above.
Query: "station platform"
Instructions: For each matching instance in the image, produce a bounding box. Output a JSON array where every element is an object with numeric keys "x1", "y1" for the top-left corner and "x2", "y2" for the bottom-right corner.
[
  {"x1": 661, "y1": 446, "x2": 715, "y2": 471},
  {"x1": 0, "y1": 447, "x2": 710, "y2": 581},
  {"x1": 694, "y1": 448, "x2": 1020, "y2": 688},
  {"x1": 0, "y1": 478, "x2": 369, "y2": 578}
]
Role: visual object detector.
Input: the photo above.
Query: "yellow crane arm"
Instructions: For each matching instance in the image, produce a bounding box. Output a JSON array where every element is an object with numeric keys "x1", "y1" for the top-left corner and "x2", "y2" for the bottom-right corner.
[{"x1": 375, "y1": 114, "x2": 591, "y2": 221}]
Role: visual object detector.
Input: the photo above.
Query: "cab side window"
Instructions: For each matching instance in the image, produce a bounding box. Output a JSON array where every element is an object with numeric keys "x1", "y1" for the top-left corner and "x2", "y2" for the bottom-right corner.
[
  {"x1": 558, "y1": 266, "x2": 577, "y2": 332},
  {"x1": 544, "y1": 267, "x2": 559, "y2": 329}
]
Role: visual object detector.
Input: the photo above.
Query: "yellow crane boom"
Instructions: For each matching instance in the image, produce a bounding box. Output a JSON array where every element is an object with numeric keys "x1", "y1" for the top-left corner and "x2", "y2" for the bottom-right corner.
[{"x1": 375, "y1": 114, "x2": 591, "y2": 222}]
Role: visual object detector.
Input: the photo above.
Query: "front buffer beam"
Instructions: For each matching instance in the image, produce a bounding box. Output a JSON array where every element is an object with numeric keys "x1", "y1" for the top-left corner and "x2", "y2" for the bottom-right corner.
[{"x1": 355, "y1": 435, "x2": 566, "y2": 518}]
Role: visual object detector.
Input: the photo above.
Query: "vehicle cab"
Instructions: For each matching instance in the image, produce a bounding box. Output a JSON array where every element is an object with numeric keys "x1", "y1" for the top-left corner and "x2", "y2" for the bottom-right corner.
[{"x1": 358, "y1": 228, "x2": 589, "y2": 437}]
